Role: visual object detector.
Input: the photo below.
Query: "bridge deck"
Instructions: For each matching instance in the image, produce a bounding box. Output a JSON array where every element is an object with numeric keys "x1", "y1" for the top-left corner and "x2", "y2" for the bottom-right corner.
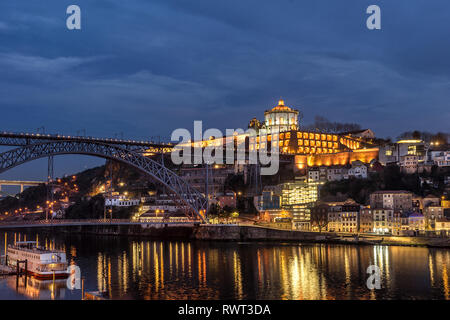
[{"x1": 0, "y1": 219, "x2": 200, "y2": 228}]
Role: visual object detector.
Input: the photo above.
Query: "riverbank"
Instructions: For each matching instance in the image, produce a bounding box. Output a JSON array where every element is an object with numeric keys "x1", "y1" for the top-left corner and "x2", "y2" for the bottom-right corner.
[{"x1": 6, "y1": 223, "x2": 450, "y2": 248}]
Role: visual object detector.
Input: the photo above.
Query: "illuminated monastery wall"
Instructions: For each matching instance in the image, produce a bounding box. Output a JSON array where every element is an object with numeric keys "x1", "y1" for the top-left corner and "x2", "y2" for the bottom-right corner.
[{"x1": 295, "y1": 148, "x2": 379, "y2": 168}]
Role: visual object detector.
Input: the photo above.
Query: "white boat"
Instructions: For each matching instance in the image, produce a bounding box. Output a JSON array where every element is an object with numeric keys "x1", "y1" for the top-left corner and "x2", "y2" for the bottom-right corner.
[{"x1": 7, "y1": 241, "x2": 69, "y2": 280}]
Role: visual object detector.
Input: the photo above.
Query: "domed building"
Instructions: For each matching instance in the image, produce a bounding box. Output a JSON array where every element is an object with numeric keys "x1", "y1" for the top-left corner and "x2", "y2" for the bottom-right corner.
[{"x1": 264, "y1": 99, "x2": 299, "y2": 133}]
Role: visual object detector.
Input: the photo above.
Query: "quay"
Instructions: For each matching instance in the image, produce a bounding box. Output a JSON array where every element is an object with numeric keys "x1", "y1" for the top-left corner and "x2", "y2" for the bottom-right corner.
[{"x1": 1, "y1": 220, "x2": 449, "y2": 248}]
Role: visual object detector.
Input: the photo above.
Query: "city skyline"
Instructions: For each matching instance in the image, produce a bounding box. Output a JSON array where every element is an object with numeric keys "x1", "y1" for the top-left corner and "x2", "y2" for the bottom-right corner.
[
  {"x1": 1, "y1": 1, "x2": 449, "y2": 139},
  {"x1": 0, "y1": 1, "x2": 450, "y2": 304}
]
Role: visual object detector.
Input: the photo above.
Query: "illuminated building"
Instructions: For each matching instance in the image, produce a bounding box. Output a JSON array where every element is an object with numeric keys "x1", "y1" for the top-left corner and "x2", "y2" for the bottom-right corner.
[
  {"x1": 169, "y1": 98, "x2": 379, "y2": 168},
  {"x1": 359, "y1": 206, "x2": 373, "y2": 233},
  {"x1": 399, "y1": 155, "x2": 419, "y2": 174},
  {"x1": 424, "y1": 205, "x2": 445, "y2": 230},
  {"x1": 429, "y1": 150, "x2": 450, "y2": 167},
  {"x1": 307, "y1": 160, "x2": 368, "y2": 182},
  {"x1": 255, "y1": 186, "x2": 283, "y2": 222},
  {"x1": 435, "y1": 218, "x2": 450, "y2": 233},
  {"x1": 373, "y1": 208, "x2": 394, "y2": 234},
  {"x1": 263, "y1": 99, "x2": 299, "y2": 133},
  {"x1": 325, "y1": 200, "x2": 361, "y2": 233},
  {"x1": 408, "y1": 212, "x2": 425, "y2": 231},
  {"x1": 392, "y1": 211, "x2": 410, "y2": 235},
  {"x1": 379, "y1": 139, "x2": 425, "y2": 165},
  {"x1": 104, "y1": 195, "x2": 140, "y2": 207},
  {"x1": 279, "y1": 178, "x2": 322, "y2": 230}
]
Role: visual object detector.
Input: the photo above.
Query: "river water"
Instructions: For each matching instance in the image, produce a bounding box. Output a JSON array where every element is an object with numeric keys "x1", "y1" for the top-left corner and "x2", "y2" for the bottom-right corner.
[{"x1": 0, "y1": 230, "x2": 449, "y2": 300}]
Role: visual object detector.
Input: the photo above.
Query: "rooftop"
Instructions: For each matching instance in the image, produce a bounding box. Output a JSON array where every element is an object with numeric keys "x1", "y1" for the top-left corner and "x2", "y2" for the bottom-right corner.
[
  {"x1": 372, "y1": 190, "x2": 412, "y2": 195},
  {"x1": 265, "y1": 99, "x2": 299, "y2": 114}
]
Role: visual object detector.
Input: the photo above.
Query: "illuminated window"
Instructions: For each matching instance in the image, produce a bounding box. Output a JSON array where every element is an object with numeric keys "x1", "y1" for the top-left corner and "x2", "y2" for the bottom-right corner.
[
  {"x1": 386, "y1": 150, "x2": 393, "y2": 156},
  {"x1": 286, "y1": 132, "x2": 291, "y2": 139},
  {"x1": 298, "y1": 139, "x2": 303, "y2": 146},
  {"x1": 279, "y1": 141, "x2": 284, "y2": 147},
  {"x1": 280, "y1": 133, "x2": 284, "y2": 139},
  {"x1": 304, "y1": 140, "x2": 309, "y2": 146},
  {"x1": 327, "y1": 135, "x2": 332, "y2": 141},
  {"x1": 309, "y1": 133, "x2": 314, "y2": 140},
  {"x1": 328, "y1": 142, "x2": 332, "y2": 148},
  {"x1": 305, "y1": 147, "x2": 310, "y2": 153},
  {"x1": 261, "y1": 136, "x2": 266, "y2": 142},
  {"x1": 322, "y1": 141, "x2": 327, "y2": 147},
  {"x1": 310, "y1": 140, "x2": 315, "y2": 147},
  {"x1": 297, "y1": 132, "x2": 302, "y2": 139},
  {"x1": 303, "y1": 133, "x2": 308, "y2": 139}
]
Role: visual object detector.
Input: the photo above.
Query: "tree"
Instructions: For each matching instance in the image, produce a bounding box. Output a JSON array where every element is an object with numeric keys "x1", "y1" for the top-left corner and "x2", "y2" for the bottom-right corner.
[
  {"x1": 207, "y1": 203, "x2": 221, "y2": 219},
  {"x1": 303, "y1": 116, "x2": 362, "y2": 133},
  {"x1": 310, "y1": 204, "x2": 329, "y2": 232},
  {"x1": 432, "y1": 132, "x2": 448, "y2": 145}
]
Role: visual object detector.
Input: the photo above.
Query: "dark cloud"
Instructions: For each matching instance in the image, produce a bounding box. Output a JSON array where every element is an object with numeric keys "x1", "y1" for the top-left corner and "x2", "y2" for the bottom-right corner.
[{"x1": 0, "y1": 0, "x2": 449, "y2": 177}]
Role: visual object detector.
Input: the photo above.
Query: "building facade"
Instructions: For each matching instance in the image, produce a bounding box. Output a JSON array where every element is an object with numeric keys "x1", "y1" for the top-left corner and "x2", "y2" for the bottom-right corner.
[
  {"x1": 280, "y1": 179, "x2": 321, "y2": 230},
  {"x1": 373, "y1": 208, "x2": 394, "y2": 234},
  {"x1": 370, "y1": 191, "x2": 413, "y2": 211}
]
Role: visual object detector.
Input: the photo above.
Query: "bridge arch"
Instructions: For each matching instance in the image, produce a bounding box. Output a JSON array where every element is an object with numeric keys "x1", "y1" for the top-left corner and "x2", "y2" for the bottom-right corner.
[{"x1": 0, "y1": 141, "x2": 207, "y2": 222}]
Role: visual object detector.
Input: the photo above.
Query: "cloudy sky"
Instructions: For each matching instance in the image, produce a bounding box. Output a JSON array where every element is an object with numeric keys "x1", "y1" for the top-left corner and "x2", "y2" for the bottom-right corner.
[{"x1": 0, "y1": 0, "x2": 449, "y2": 181}]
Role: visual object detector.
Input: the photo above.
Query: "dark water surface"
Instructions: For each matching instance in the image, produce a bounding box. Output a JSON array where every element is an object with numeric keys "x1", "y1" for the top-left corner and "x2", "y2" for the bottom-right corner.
[{"x1": 0, "y1": 230, "x2": 449, "y2": 300}]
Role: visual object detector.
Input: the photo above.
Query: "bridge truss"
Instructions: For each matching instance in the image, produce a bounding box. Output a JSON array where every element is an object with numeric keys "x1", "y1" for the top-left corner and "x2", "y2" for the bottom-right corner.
[
  {"x1": 0, "y1": 131, "x2": 173, "y2": 153},
  {"x1": 0, "y1": 140, "x2": 207, "y2": 222}
]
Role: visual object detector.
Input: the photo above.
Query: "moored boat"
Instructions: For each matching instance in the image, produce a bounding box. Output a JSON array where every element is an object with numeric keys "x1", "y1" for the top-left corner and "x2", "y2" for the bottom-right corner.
[{"x1": 7, "y1": 241, "x2": 69, "y2": 280}]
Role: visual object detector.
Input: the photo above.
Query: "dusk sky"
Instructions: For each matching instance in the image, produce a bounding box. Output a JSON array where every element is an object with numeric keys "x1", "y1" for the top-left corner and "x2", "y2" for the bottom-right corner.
[{"x1": 1, "y1": 0, "x2": 449, "y2": 182}]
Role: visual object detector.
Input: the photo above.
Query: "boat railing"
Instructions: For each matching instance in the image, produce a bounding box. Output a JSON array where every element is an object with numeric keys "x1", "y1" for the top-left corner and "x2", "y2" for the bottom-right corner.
[
  {"x1": 7, "y1": 244, "x2": 65, "y2": 255},
  {"x1": 36, "y1": 263, "x2": 68, "y2": 272}
]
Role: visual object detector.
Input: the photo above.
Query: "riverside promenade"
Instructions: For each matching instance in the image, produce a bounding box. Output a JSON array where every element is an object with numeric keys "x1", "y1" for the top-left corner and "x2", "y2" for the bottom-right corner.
[{"x1": 1, "y1": 220, "x2": 449, "y2": 248}]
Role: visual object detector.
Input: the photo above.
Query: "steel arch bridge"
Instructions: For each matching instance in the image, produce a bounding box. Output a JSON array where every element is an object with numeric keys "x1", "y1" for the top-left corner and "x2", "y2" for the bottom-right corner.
[{"x1": 0, "y1": 140, "x2": 207, "y2": 222}]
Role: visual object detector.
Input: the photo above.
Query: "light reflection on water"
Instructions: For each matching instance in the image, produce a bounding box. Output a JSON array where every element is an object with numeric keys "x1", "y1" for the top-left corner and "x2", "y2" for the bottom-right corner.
[{"x1": 0, "y1": 231, "x2": 449, "y2": 300}]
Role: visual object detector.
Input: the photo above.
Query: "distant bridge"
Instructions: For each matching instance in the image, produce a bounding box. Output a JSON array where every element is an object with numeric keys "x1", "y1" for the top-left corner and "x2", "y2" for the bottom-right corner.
[
  {"x1": 0, "y1": 180, "x2": 45, "y2": 193},
  {"x1": 0, "y1": 219, "x2": 201, "y2": 229}
]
